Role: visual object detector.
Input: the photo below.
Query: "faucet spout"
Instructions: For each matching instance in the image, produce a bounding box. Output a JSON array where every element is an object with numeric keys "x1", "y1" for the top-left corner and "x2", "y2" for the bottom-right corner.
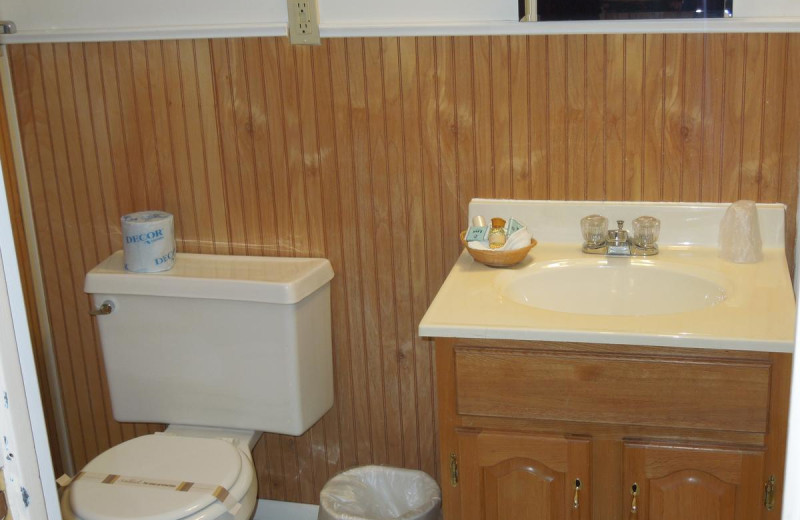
[{"x1": 606, "y1": 220, "x2": 631, "y2": 255}]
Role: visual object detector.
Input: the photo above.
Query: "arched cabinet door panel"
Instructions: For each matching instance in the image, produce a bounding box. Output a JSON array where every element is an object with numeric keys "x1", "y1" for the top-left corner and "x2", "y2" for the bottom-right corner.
[
  {"x1": 456, "y1": 430, "x2": 591, "y2": 520},
  {"x1": 483, "y1": 457, "x2": 564, "y2": 520},
  {"x1": 649, "y1": 470, "x2": 736, "y2": 519},
  {"x1": 623, "y1": 441, "x2": 765, "y2": 520}
]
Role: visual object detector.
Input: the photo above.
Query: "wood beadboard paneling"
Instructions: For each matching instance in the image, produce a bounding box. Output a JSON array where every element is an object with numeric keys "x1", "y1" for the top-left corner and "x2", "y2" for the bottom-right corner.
[
  {"x1": 0, "y1": 67, "x2": 63, "y2": 477},
  {"x1": 7, "y1": 34, "x2": 800, "y2": 503}
]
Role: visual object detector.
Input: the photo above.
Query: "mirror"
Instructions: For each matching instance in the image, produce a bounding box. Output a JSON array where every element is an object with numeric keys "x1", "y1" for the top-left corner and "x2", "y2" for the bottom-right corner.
[{"x1": 522, "y1": 0, "x2": 733, "y2": 21}]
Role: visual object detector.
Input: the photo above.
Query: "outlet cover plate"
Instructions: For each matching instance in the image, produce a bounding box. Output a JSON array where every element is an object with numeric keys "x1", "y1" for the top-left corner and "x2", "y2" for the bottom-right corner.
[{"x1": 287, "y1": 0, "x2": 320, "y2": 45}]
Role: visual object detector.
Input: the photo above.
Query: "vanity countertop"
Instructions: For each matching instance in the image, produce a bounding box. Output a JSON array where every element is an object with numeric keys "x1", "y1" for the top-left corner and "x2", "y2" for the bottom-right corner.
[{"x1": 418, "y1": 200, "x2": 796, "y2": 352}]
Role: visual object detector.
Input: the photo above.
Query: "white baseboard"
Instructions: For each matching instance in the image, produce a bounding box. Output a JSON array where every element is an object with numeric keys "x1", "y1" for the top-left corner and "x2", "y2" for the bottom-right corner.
[{"x1": 253, "y1": 499, "x2": 320, "y2": 520}]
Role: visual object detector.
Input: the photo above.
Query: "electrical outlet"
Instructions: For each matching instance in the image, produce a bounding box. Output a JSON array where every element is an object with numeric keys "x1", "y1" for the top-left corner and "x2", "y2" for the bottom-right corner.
[{"x1": 287, "y1": 0, "x2": 320, "y2": 46}]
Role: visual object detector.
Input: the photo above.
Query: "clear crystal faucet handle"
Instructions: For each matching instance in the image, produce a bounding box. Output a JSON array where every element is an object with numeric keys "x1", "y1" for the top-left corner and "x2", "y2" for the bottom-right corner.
[{"x1": 617, "y1": 220, "x2": 624, "y2": 230}]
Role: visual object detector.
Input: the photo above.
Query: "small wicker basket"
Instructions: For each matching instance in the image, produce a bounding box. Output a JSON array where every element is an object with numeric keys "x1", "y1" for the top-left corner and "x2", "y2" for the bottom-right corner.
[{"x1": 460, "y1": 231, "x2": 537, "y2": 268}]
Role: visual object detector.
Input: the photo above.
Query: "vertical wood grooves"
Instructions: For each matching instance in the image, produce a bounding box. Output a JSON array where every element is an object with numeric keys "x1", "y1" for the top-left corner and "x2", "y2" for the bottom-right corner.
[
  {"x1": 622, "y1": 36, "x2": 627, "y2": 200},
  {"x1": 718, "y1": 34, "x2": 728, "y2": 202},
  {"x1": 0, "y1": 59, "x2": 64, "y2": 476},
  {"x1": 698, "y1": 35, "x2": 707, "y2": 201},
  {"x1": 21, "y1": 43, "x2": 85, "y2": 463},
  {"x1": 544, "y1": 36, "x2": 551, "y2": 198},
  {"x1": 48, "y1": 41, "x2": 100, "y2": 460},
  {"x1": 738, "y1": 36, "x2": 748, "y2": 200},
  {"x1": 776, "y1": 36, "x2": 791, "y2": 203},
  {"x1": 757, "y1": 36, "x2": 769, "y2": 202},
  {"x1": 7, "y1": 34, "x2": 800, "y2": 503},
  {"x1": 65, "y1": 41, "x2": 114, "y2": 450},
  {"x1": 677, "y1": 35, "x2": 684, "y2": 200},
  {"x1": 325, "y1": 40, "x2": 351, "y2": 476}
]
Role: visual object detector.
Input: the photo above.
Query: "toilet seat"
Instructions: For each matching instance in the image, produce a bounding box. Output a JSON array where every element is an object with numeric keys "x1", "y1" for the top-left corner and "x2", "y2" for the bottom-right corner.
[{"x1": 67, "y1": 434, "x2": 253, "y2": 520}]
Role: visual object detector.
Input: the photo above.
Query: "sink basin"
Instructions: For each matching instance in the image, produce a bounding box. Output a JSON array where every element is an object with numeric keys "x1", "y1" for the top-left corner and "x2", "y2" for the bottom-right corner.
[{"x1": 501, "y1": 260, "x2": 729, "y2": 316}]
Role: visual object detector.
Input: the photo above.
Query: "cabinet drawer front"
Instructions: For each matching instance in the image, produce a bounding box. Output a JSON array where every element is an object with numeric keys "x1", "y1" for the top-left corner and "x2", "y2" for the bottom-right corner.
[{"x1": 455, "y1": 349, "x2": 771, "y2": 433}]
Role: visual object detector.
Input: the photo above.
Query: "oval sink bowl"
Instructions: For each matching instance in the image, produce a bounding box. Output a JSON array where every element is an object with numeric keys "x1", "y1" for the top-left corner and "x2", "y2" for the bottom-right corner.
[{"x1": 502, "y1": 260, "x2": 728, "y2": 316}]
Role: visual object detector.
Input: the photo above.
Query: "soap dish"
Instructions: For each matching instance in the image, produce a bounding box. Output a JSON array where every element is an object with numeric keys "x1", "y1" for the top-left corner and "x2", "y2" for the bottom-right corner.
[{"x1": 459, "y1": 231, "x2": 537, "y2": 268}]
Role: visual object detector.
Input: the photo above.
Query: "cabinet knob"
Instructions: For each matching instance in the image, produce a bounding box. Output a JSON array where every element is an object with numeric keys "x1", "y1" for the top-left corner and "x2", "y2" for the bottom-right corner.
[{"x1": 630, "y1": 483, "x2": 639, "y2": 514}]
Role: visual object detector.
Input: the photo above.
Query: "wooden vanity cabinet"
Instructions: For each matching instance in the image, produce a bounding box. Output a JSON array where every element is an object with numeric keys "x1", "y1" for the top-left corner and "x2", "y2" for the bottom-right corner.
[
  {"x1": 622, "y1": 441, "x2": 765, "y2": 519},
  {"x1": 434, "y1": 338, "x2": 791, "y2": 520},
  {"x1": 456, "y1": 430, "x2": 592, "y2": 520}
]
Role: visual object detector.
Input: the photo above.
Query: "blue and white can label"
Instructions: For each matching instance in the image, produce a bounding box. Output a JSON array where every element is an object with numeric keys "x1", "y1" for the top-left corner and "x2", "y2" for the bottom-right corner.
[{"x1": 121, "y1": 211, "x2": 176, "y2": 273}]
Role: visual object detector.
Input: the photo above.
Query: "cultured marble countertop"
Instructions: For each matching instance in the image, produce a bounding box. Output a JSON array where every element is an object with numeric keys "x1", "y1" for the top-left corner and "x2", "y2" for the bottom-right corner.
[{"x1": 419, "y1": 200, "x2": 797, "y2": 353}]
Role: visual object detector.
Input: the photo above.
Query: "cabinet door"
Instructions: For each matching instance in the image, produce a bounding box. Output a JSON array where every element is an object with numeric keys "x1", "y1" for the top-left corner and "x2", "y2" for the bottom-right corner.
[
  {"x1": 456, "y1": 431, "x2": 591, "y2": 520},
  {"x1": 623, "y1": 441, "x2": 765, "y2": 520}
]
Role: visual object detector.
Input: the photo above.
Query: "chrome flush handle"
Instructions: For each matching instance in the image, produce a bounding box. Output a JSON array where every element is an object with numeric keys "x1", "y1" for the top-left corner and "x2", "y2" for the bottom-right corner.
[{"x1": 89, "y1": 300, "x2": 115, "y2": 316}]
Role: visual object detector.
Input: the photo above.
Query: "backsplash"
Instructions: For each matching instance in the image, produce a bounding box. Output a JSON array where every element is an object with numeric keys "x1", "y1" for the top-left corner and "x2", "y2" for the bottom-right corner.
[{"x1": 7, "y1": 33, "x2": 800, "y2": 503}]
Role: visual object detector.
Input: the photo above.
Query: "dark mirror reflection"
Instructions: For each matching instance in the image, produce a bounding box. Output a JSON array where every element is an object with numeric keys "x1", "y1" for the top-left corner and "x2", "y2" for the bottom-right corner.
[{"x1": 533, "y1": 0, "x2": 732, "y2": 21}]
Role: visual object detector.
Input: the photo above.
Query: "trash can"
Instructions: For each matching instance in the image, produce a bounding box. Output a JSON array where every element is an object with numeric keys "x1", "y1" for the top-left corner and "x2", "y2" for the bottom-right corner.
[{"x1": 318, "y1": 465, "x2": 441, "y2": 520}]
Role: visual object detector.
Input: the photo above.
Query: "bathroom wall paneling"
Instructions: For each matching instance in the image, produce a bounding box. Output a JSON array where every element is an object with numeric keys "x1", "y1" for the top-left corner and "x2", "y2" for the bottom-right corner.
[
  {"x1": 0, "y1": 66, "x2": 63, "y2": 476},
  {"x1": 6, "y1": 33, "x2": 800, "y2": 504}
]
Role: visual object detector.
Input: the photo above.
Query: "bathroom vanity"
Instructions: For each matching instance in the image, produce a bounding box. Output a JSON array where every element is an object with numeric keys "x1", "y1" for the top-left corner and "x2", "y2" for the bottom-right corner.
[{"x1": 420, "y1": 200, "x2": 796, "y2": 520}]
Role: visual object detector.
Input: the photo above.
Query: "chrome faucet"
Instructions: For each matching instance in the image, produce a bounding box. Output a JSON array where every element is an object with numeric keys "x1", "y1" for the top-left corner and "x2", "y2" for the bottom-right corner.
[
  {"x1": 580, "y1": 216, "x2": 659, "y2": 256},
  {"x1": 606, "y1": 220, "x2": 631, "y2": 255}
]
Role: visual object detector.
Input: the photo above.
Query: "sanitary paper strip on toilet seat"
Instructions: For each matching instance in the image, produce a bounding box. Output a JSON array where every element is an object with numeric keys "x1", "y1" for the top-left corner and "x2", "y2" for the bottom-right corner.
[
  {"x1": 61, "y1": 471, "x2": 242, "y2": 515},
  {"x1": 121, "y1": 211, "x2": 175, "y2": 273}
]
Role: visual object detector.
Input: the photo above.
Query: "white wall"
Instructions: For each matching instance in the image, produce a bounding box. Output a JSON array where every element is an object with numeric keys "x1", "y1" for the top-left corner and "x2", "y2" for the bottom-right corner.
[
  {"x1": 0, "y1": 0, "x2": 288, "y2": 31},
  {"x1": 736, "y1": 0, "x2": 800, "y2": 17},
  {"x1": 319, "y1": 0, "x2": 517, "y2": 25},
  {"x1": 0, "y1": 0, "x2": 288, "y2": 41}
]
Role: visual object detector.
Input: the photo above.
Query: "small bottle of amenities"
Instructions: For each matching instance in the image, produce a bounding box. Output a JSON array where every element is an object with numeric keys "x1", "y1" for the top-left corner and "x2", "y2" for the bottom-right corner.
[{"x1": 488, "y1": 218, "x2": 507, "y2": 249}]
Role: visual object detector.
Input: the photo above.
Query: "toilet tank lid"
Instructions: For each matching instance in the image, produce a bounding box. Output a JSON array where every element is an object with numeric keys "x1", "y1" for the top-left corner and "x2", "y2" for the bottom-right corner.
[{"x1": 85, "y1": 251, "x2": 333, "y2": 304}]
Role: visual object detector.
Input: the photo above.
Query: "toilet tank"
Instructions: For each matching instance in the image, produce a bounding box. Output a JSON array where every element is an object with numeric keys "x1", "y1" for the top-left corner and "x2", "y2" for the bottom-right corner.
[{"x1": 85, "y1": 251, "x2": 334, "y2": 436}]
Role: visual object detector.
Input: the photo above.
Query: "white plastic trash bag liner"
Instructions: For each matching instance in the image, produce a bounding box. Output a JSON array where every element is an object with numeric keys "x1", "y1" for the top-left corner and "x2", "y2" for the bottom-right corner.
[
  {"x1": 318, "y1": 465, "x2": 441, "y2": 520},
  {"x1": 121, "y1": 211, "x2": 176, "y2": 272}
]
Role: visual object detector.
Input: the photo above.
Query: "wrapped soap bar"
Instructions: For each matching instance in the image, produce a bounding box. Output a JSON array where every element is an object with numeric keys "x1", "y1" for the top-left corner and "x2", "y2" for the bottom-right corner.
[
  {"x1": 505, "y1": 217, "x2": 525, "y2": 235},
  {"x1": 465, "y1": 226, "x2": 489, "y2": 242}
]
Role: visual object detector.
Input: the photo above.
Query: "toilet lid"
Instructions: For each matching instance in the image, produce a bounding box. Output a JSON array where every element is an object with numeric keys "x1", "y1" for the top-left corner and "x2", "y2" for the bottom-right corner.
[{"x1": 70, "y1": 434, "x2": 243, "y2": 520}]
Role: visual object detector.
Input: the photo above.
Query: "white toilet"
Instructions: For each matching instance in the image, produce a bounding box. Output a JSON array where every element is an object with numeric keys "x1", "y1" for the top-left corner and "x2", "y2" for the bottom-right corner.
[{"x1": 61, "y1": 251, "x2": 334, "y2": 520}]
